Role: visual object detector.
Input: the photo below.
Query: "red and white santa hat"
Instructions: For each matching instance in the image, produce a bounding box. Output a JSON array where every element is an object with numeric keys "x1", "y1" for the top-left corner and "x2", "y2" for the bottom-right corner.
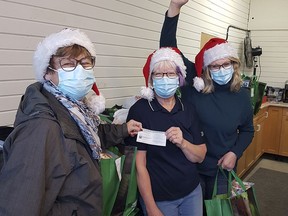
[
  {"x1": 33, "y1": 28, "x2": 105, "y2": 114},
  {"x1": 193, "y1": 38, "x2": 239, "y2": 92},
  {"x1": 141, "y1": 47, "x2": 187, "y2": 101}
]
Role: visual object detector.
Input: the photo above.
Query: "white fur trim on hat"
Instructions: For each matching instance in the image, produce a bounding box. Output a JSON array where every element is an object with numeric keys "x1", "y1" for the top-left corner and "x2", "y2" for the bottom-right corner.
[
  {"x1": 141, "y1": 47, "x2": 186, "y2": 101},
  {"x1": 203, "y1": 42, "x2": 238, "y2": 68},
  {"x1": 84, "y1": 91, "x2": 105, "y2": 115},
  {"x1": 33, "y1": 28, "x2": 96, "y2": 82},
  {"x1": 150, "y1": 47, "x2": 186, "y2": 78}
]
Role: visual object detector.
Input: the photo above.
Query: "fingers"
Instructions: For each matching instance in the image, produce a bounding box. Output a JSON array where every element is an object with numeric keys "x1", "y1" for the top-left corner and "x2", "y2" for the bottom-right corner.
[
  {"x1": 166, "y1": 127, "x2": 183, "y2": 145},
  {"x1": 217, "y1": 157, "x2": 224, "y2": 166},
  {"x1": 218, "y1": 154, "x2": 235, "y2": 171},
  {"x1": 168, "y1": 0, "x2": 188, "y2": 17},
  {"x1": 127, "y1": 120, "x2": 142, "y2": 136}
]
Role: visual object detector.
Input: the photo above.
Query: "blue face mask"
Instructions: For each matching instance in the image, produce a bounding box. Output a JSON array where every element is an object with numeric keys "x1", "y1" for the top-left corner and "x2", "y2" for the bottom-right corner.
[
  {"x1": 57, "y1": 65, "x2": 95, "y2": 100},
  {"x1": 153, "y1": 77, "x2": 179, "y2": 98},
  {"x1": 210, "y1": 67, "x2": 234, "y2": 85}
]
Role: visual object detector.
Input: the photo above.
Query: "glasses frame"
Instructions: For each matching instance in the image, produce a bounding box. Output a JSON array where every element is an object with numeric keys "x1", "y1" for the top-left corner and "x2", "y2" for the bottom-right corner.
[
  {"x1": 56, "y1": 56, "x2": 96, "y2": 72},
  {"x1": 152, "y1": 72, "x2": 179, "y2": 79},
  {"x1": 208, "y1": 61, "x2": 234, "y2": 72}
]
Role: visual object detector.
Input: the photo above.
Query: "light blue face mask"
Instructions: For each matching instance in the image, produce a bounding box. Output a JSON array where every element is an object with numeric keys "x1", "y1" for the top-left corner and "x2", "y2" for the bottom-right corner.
[
  {"x1": 153, "y1": 77, "x2": 179, "y2": 98},
  {"x1": 210, "y1": 67, "x2": 234, "y2": 85},
  {"x1": 57, "y1": 65, "x2": 95, "y2": 100}
]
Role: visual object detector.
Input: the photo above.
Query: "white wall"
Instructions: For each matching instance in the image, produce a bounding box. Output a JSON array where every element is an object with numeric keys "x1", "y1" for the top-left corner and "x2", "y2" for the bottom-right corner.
[
  {"x1": 0, "y1": 0, "x2": 251, "y2": 126},
  {"x1": 248, "y1": 0, "x2": 288, "y2": 88}
]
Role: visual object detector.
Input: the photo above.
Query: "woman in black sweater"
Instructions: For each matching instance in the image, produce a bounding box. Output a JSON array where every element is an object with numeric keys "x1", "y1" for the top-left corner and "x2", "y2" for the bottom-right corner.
[{"x1": 160, "y1": 0, "x2": 254, "y2": 202}]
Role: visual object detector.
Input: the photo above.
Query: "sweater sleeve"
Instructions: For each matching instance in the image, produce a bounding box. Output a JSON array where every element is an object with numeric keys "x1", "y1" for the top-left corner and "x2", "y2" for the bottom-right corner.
[
  {"x1": 160, "y1": 11, "x2": 179, "y2": 48},
  {"x1": 231, "y1": 91, "x2": 255, "y2": 158},
  {"x1": 160, "y1": 11, "x2": 197, "y2": 86}
]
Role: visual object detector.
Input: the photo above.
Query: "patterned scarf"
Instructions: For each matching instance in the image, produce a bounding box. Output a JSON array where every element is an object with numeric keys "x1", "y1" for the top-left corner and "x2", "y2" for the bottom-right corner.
[{"x1": 43, "y1": 81, "x2": 102, "y2": 160}]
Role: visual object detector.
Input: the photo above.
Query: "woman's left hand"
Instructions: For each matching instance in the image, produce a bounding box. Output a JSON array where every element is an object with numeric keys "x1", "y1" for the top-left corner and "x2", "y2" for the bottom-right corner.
[
  {"x1": 166, "y1": 127, "x2": 184, "y2": 148},
  {"x1": 218, "y1": 151, "x2": 237, "y2": 171}
]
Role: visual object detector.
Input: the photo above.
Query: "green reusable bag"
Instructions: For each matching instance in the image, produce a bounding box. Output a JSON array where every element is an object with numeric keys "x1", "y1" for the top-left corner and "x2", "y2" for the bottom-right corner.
[
  {"x1": 205, "y1": 168, "x2": 234, "y2": 216},
  {"x1": 205, "y1": 167, "x2": 260, "y2": 216},
  {"x1": 111, "y1": 145, "x2": 139, "y2": 216},
  {"x1": 100, "y1": 147, "x2": 125, "y2": 216},
  {"x1": 100, "y1": 145, "x2": 139, "y2": 216}
]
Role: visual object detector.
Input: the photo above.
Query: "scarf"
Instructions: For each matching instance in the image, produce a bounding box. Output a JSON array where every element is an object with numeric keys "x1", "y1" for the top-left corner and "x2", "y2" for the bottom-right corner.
[{"x1": 43, "y1": 81, "x2": 102, "y2": 160}]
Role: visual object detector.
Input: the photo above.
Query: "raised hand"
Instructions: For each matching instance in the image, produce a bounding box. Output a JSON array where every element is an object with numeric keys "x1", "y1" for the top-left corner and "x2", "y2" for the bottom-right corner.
[{"x1": 168, "y1": 0, "x2": 189, "y2": 17}]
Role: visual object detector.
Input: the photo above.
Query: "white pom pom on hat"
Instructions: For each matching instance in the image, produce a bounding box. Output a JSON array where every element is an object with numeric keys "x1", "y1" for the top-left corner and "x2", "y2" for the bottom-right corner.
[
  {"x1": 33, "y1": 28, "x2": 105, "y2": 114},
  {"x1": 194, "y1": 38, "x2": 239, "y2": 92},
  {"x1": 141, "y1": 47, "x2": 186, "y2": 101}
]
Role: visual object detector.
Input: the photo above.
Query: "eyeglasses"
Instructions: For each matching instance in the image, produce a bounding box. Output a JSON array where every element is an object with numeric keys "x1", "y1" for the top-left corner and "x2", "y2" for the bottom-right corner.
[
  {"x1": 208, "y1": 61, "x2": 233, "y2": 72},
  {"x1": 152, "y1": 72, "x2": 178, "y2": 79},
  {"x1": 57, "y1": 56, "x2": 96, "y2": 72}
]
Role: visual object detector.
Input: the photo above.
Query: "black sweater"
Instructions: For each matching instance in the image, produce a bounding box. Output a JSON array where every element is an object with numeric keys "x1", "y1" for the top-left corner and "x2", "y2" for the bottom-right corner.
[{"x1": 160, "y1": 12, "x2": 254, "y2": 176}]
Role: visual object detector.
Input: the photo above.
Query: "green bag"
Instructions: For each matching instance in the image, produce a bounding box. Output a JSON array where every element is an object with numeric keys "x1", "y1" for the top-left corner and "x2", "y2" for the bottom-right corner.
[
  {"x1": 100, "y1": 145, "x2": 139, "y2": 216},
  {"x1": 205, "y1": 167, "x2": 260, "y2": 216}
]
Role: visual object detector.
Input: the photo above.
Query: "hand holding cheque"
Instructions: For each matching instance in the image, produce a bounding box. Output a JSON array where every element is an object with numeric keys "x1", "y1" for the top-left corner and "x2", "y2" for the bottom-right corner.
[{"x1": 137, "y1": 127, "x2": 184, "y2": 148}]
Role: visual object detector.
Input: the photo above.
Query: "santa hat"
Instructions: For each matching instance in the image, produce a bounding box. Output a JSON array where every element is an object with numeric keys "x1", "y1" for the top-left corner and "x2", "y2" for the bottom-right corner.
[
  {"x1": 33, "y1": 28, "x2": 105, "y2": 114},
  {"x1": 193, "y1": 38, "x2": 239, "y2": 92},
  {"x1": 141, "y1": 47, "x2": 186, "y2": 101}
]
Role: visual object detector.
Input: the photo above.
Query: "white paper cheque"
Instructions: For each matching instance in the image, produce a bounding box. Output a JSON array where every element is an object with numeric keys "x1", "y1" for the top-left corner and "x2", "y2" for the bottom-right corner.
[{"x1": 136, "y1": 128, "x2": 167, "y2": 146}]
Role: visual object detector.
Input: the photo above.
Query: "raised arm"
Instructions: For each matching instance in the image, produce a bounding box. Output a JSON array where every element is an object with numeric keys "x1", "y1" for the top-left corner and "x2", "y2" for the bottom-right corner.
[
  {"x1": 160, "y1": 0, "x2": 197, "y2": 87},
  {"x1": 160, "y1": 0, "x2": 188, "y2": 48}
]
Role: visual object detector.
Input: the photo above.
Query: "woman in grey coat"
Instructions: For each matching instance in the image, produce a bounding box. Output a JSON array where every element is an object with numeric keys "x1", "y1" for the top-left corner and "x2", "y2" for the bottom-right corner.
[{"x1": 0, "y1": 28, "x2": 142, "y2": 216}]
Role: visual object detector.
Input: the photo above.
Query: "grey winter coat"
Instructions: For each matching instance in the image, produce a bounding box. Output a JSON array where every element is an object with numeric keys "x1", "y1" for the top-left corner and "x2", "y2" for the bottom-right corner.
[{"x1": 0, "y1": 82, "x2": 129, "y2": 216}]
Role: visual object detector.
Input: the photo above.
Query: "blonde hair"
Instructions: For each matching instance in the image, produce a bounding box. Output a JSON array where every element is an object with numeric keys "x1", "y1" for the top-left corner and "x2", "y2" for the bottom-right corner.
[{"x1": 201, "y1": 57, "x2": 242, "y2": 93}]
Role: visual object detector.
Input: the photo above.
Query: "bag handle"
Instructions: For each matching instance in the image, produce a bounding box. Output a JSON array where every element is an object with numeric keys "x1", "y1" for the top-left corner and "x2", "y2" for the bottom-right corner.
[
  {"x1": 223, "y1": 167, "x2": 247, "y2": 197},
  {"x1": 111, "y1": 146, "x2": 136, "y2": 216},
  {"x1": 228, "y1": 169, "x2": 246, "y2": 192},
  {"x1": 211, "y1": 167, "x2": 231, "y2": 197},
  {"x1": 212, "y1": 167, "x2": 246, "y2": 197},
  {"x1": 211, "y1": 168, "x2": 219, "y2": 197}
]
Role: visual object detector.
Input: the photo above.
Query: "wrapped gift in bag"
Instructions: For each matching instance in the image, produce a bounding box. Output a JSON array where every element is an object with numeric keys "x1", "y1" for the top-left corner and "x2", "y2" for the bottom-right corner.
[
  {"x1": 205, "y1": 167, "x2": 260, "y2": 216},
  {"x1": 100, "y1": 145, "x2": 139, "y2": 216}
]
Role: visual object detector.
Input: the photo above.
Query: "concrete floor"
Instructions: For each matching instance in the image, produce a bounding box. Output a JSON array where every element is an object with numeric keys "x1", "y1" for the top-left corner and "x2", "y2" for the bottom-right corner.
[{"x1": 244, "y1": 154, "x2": 288, "y2": 181}]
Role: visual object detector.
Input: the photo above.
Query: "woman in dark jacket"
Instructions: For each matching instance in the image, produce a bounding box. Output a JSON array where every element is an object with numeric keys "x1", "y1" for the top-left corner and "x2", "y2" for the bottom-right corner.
[{"x1": 0, "y1": 28, "x2": 142, "y2": 216}]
